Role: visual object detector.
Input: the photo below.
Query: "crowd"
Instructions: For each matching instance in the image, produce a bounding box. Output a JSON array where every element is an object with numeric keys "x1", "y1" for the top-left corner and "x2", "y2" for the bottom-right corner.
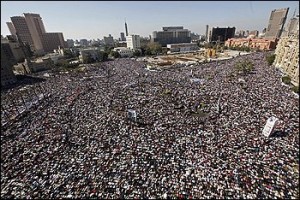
[{"x1": 1, "y1": 52, "x2": 299, "y2": 199}]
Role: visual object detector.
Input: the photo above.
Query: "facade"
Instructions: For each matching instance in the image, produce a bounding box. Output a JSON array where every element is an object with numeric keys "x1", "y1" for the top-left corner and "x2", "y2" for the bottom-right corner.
[
  {"x1": 166, "y1": 43, "x2": 199, "y2": 53},
  {"x1": 209, "y1": 27, "x2": 235, "y2": 43},
  {"x1": 274, "y1": 33, "x2": 299, "y2": 86},
  {"x1": 282, "y1": 15, "x2": 299, "y2": 36},
  {"x1": 125, "y1": 22, "x2": 129, "y2": 36},
  {"x1": 79, "y1": 48, "x2": 100, "y2": 63},
  {"x1": 8, "y1": 13, "x2": 66, "y2": 55},
  {"x1": 42, "y1": 33, "x2": 65, "y2": 53},
  {"x1": 104, "y1": 34, "x2": 114, "y2": 47},
  {"x1": 265, "y1": 8, "x2": 289, "y2": 39},
  {"x1": 1, "y1": 36, "x2": 25, "y2": 63},
  {"x1": 113, "y1": 47, "x2": 133, "y2": 57},
  {"x1": 152, "y1": 26, "x2": 191, "y2": 47},
  {"x1": 126, "y1": 35, "x2": 141, "y2": 50},
  {"x1": 1, "y1": 44, "x2": 17, "y2": 87},
  {"x1": 120, "y1": 32, "x2": 126, "y2": 41},
  {"x1": 225, "y1": 38, "x2": 278, "y2": 51},
  {"x1": 66, "y1": 39, "x2": 75, "y2": 48},
  {"x1": 10, "y1": 16, "x2": 35, "y2": 51}
]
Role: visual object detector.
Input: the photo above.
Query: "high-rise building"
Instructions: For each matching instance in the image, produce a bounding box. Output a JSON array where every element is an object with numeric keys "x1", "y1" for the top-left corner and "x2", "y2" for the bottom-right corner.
[
  {"x1": 6, "y1": 22, "x2": 17, "y2": 36},
  {"x1": 283, "y1": 14, "x2": 299, "y2": 36},
  {"x1": 125, "y1": 22, "x2": 129, "y2": 36},
  {"x1": 152, "y1": 26, "x2": 191, "y2": 47},
  {"x1": 66, "y1": 39, "x2": 75, "y2": 48},
  {"x1": 8, "y1": 13, "x2": 66, "y2": 55},
  {"x1": 104, "y1": 34, "x2": 114, "y2": 47},
  {"x1": 209, "y1": 27, "x2": 235, "y2": 43},
  {"x1": 265, "y1": 8, "x2": 289, "y2": 39},
  {"x1": 205, "y1": 25, "x2": 209, "y2": 42},
  {"x1": 120, "y1": 32, "x2": 126, "y2": 41},
  {"x1": 126, "y1": 35, "x2": 141, "y2": 50}
]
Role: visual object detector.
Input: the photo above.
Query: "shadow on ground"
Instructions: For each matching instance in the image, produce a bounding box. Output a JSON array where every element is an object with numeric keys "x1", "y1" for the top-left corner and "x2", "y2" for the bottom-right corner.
[{"x1": 1, "y1": 75, "x2": 46, "y2": 91}]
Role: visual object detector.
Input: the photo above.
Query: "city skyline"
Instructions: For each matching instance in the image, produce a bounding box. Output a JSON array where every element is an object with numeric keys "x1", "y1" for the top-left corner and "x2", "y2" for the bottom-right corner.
[{"x1": 1, "y1": 1, "x2": 299, "y2": 40}]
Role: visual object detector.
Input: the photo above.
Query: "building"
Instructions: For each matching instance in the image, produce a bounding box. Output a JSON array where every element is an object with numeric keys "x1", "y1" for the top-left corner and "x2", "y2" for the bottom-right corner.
[
  {"x1": 120, "y1": 32, "x2": 126, "y2": 41},
  {"x1": 205, "y1": 25, "x2": 209, "y2": 42},
  {"x1": 125, "y1": 22, "x2": 129, "y2": 36},
  {"x1": 126, "y1": 35, "x2": 141, "y2": 50},
  {"x1": 166, "y1": 43, "x2": 199, "y2": 53},
  {"x1": 113, "y1": 47, "x2": 133, "y2": 57},
  {"x1": 66, "y1": 39, "x2": 75, "y2": 48},
  {"x1": 265, "y1": 8, "x2": 289, "y2": 39},
  {"x1": 104, "y1": 34, "x2": 114, "y2": 47},
  {"x1": 225, "y1": 38, "x2": 278, "y2": 51},
  {"x1": 152, "y1": 26, "x2": 191, "y2": 47},
  {"x1": 282, "y1": 14, "x2": 299, "y2": 36},
  {"x1": 209, "y1": 27, "x2": 235, "y2": 43},
  {"x1": 78, "y1": 47, "x2": 100, "y2": 63},
  {"x1": 8, "y1": 13, "x2": 66, "y2": 55},
  {"x1": 274, "y1": 33, "x2": 299, "y2": 86},
  {"x1": 1, "y1": 36, "x2": 26, "y2": 63},
  {"x1": 79, "y1": 39, "x2": 88, "y2": 47},
  {"x1": 249, "y1": 30, "x2": 259, "y2": 37},
  {"x1": 1, "y1": 44, "x2": 17, "y2": 87}
]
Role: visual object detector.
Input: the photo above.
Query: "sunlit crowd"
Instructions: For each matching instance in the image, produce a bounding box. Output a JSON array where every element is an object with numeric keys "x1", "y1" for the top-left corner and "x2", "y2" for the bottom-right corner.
[{"x1": 1, "y1": 52, "x2": 299, "y2": 199}]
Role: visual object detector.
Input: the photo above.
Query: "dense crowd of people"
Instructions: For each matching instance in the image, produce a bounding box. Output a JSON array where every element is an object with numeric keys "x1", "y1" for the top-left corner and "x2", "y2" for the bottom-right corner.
[{"x1": 1, "y1": 52, "x2": 299, "y2": 199}]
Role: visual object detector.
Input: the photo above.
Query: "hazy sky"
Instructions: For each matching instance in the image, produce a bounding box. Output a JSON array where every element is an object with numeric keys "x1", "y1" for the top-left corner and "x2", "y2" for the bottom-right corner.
[{"x1": 1, "y1": 1, "x2": 299, "y2": 40}]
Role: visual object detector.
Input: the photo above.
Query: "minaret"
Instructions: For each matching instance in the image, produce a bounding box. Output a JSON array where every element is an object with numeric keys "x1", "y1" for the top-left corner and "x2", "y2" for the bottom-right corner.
[{"x1": 125, "y1": 19, "x2": 128, "y2": 36}]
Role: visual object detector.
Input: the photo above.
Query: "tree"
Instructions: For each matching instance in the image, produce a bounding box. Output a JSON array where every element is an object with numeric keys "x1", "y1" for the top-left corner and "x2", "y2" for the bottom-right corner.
[
  {"x1": 282, "y1": 76, "x2": 291, "y2": 85},
  {"x1": 235, "y1": 59, "x2": 254, "y2": 76},
  {"x1": 133, "y1": 50, "x2": 141, "y2": 57},
  {"x1": 110, "y1": 51, "x2": 121, "y2": 58},
  {"x1": 266, "y1": 54, "x2": 276, "y2": 66},
  {"x1": 147, "y1": 42, "x2": 162, "y2": 55},
  {"x1": 291, "y1": 86, "x2": 299, "y2": 94},
  {"x1": 98, "y1": 51, "x2": 108, "y2": 62}
]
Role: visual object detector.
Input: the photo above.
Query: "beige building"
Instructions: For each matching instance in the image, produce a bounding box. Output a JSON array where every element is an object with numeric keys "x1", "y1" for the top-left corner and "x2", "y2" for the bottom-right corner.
[
  {"x1": 274, "y1": 33, "x2": 299, "y2": 86},
  {"x1": 126, "y1": 35, "x2": 141, "y2": 50},
  {"x1": 225, "y1": 38, "x2": 278, "y2": 51},
  {"x1": 265, "y1": 8, "x2": 289, "y2": 39},
  {"x1": 8, "y1": 13, "x2": 65, "y2": 55}
]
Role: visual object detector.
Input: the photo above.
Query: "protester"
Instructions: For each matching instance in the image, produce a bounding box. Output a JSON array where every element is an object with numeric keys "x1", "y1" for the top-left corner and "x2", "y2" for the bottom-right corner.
[{"x1": 1, "y1": 52, "x2": 299, "y2": 199}]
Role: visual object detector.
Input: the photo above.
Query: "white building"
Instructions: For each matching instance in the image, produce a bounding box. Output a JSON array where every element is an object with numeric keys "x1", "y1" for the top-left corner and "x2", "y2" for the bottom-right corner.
[
  {"x1": 113, "y1": 47, "x2": 133, "y2": 57},
  {"x1": 166, "y1": 43, "x2": 199, "y2": 53},
  {"x1": 126, "y1": 35, "x2": 141, "y2": 50}
]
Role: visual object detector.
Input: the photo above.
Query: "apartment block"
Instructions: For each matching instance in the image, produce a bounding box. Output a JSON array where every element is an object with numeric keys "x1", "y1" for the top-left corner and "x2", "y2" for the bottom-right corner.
[{"x1": 274, "y1": 33, "x2": 299, "y2": 86}]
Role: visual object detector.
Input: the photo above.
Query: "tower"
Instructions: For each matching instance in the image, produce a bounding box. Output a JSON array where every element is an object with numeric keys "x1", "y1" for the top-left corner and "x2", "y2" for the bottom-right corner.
[
  {"x1": 205, "y1": 25, "x2": 209, "y2": 42},
  {"x1": 125, "y1": 20, "x2": 128, "y2": 36}
]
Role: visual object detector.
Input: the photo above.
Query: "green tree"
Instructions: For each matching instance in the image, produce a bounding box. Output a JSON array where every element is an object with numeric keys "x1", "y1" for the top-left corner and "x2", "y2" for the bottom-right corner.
[
  {"x1": 110, "y1": 51, "x2": 121, "y2": 58},
  {"x1": 99, "y1": 51, "x2": 108, "y2": 62},
  {"x1": 266, "y1": 54, "x2": 276, "y2": 66},
  {"x1": 235, "y1": 59, "x2": 254, "y2": 76},
  {"x1": 291, "y1": 86, "x2": 299, "y2": 94},
  {"x1": 282, "y1": 76, "x2": 291, "y2": 85},
  {"x1": 133, "y1": 50, "x2": 141, "y2": 57},
  {"x1": 147, "y1": 42, "x2": 162, "y2": 55}
]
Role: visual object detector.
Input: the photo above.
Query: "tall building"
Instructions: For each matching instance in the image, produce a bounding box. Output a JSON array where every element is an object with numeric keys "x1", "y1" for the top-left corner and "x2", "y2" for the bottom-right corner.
[
  {"x1": 205, "y1": 25, "x2": 209, "y2": 42},
  {"x1": 125, "y1": 22, "x2": 129, "y2": 36},
  {"x1": 209, "y1": 27, "x2": 235, "y2": 43},
  {"x1": 1, "y1": 44, "x2": 17, "y2": 87},
  {"x1": 7, "y1": 13, "x2": 66, "y2": 55},
  {"x1": 126, "y1": 35, "x2": 141, "y2": 50},
  {"x1": 283, "y1": 14, "x2": 299, "y2": 36},
  {"x1": 120, "y1": 32, "x2": 126, "y2": 41},
  {"x1": 1, "y1": 36, "x2": 26, "y2": 63},
  {"x1": 104, "y1": 34, "x2": 114, "y2": 47},
  {"x1": 6, "y1": 22, "x2": 17, "y2": 36},
  {"x1": 66, "y1": 39, "x2": 75, "y2": 48},
  {"x1": 265, "y1": 8, "x2": 289, "y2": 39},
  {"x1": 152, "y1": 26, "x2": 191, "y2": 47}
]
